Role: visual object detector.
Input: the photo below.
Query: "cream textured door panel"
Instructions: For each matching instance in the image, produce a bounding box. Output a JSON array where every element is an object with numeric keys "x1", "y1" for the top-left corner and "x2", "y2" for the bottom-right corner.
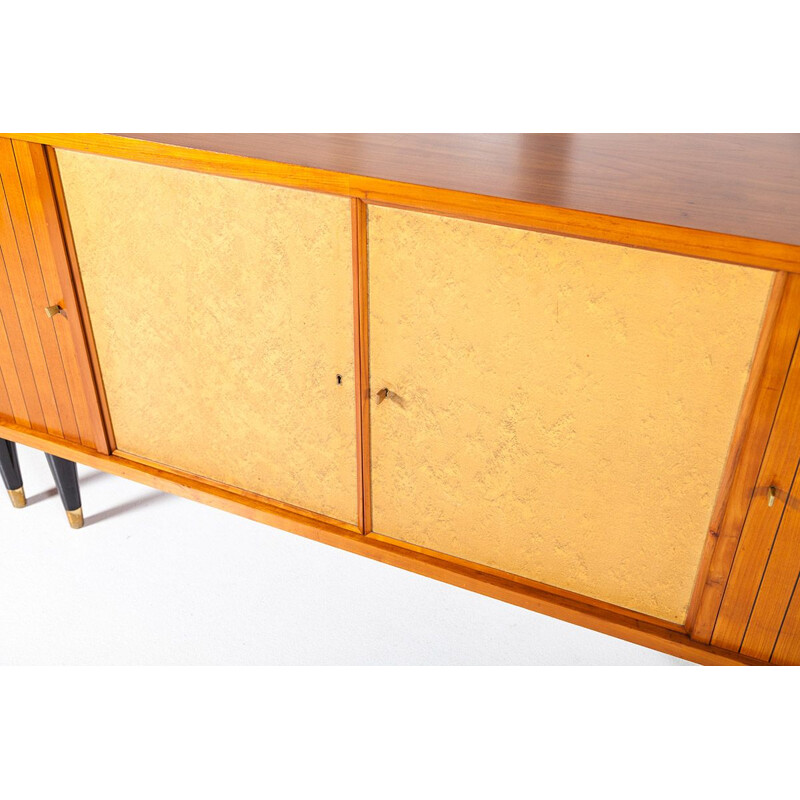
[
  {"x1": 57, "y1": 150, "x2": 358, "y2": 525},
  {"x1": 368, "y1": 206, "x2": 773, "y2": 622}
]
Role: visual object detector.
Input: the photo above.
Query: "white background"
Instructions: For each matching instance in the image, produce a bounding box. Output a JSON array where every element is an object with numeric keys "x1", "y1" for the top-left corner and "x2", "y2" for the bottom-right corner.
[{"x1": 1, "y1": 1, "x2": 797, "y2": 794}]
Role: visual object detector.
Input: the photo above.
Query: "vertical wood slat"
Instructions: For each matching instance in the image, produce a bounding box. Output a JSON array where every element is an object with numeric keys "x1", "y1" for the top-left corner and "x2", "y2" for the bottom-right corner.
[
  {"x1": 711, "y1": 343, "x2": 800, "y2": 652},
  {"x1": 5, "y1": 139, "x2": 82, "y2": 444},
  {"x1": 13, "y1": 141, "x2": 100, "y2": 451},
  {"x1": 739, "y1": 460, "x2": 800, "y2": 659},
  {"x1": 771, "y1": 577, "x2": 800, "y2": 664},
  {"x1": 0, "y1": 346, "x2": 12, "y2": 420},
  {"x1": 0, "y1": 247, "x2": 32, "y2": 426},
  {"x1": 12, "y1": 140, "x2": 84, "y2": 445},
  {"x1": 351, "y1": 198, "x2": 371, "y2": 534},
  {"x1": 0, "y1": 176, "x2": 47, "y2": 433},
  {"x1": 690, "y1": 274, "x2": 800, "y2": 642},
  {"x1": 45, "y1": 148, "x2": 113, "y2": 454},
  {"x1": 0, "y1": 138, "x2": 64, "y2": 438}
]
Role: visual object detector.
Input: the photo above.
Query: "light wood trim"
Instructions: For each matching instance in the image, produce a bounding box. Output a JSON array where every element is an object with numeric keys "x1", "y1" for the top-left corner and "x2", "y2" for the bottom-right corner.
[
  {"x1": 685, "y1": 272, "x2": 786, "y2": 631},
  {"x1": 9, "y1": 133, "x2": 800, "y2": 274},
  {"x1": 113, "y1": 448, "x2": 361, "y2": 536},
  {"x1": 0, "y1": 417, "x2": 767, "y2": 664},
  {"x1": 366, "y1": 531, "x2": 686, "y2": 634},
  {"x1": 351, "y1": 198, "x2": 371, "y2": 534},
  {"x1": 690, "y1": 274, "x2": 800, "y2": 641},
  {"x1": 45, "y1": 147, "x2": 113, "y2": 453}
]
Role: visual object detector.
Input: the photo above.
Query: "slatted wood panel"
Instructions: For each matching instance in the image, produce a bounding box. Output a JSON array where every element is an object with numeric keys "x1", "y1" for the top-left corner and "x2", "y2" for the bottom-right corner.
[
  {"x1": 0, "y1": 137, "x2": 102, "y2": 451},
  {"x1": 705, "y1": 331, "x2": 800, "y2": 663},
  {"x1": 711, "y1": 337, "x2": 800, "y2": 653},
  {"x1": 772, "y1": 579, "x2": 800, "y2": 664},
  {"x1": 741, "y1": 463, "x2": 800, "y2": 659},
  {"x1": 0, "y1": 194, "x2": 46, "y2": 429},
  {"x1": 712, "y1": 462, "x2": 800, "y2": 664}
]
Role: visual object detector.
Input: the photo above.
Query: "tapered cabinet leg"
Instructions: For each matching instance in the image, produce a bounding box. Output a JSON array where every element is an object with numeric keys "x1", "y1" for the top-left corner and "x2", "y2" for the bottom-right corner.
[
  {"x1": 0, "y1": 438, "x2": 26, "y2": 508},
  {"x1": 45, "y1": 453, "x2": 83, "y2": 529}
]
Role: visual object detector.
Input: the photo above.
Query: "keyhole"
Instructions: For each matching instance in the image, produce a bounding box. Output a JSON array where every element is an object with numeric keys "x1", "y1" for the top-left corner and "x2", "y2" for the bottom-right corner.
[{"x1": 336, "y1": 374, "x2": 342, "y2": 385}]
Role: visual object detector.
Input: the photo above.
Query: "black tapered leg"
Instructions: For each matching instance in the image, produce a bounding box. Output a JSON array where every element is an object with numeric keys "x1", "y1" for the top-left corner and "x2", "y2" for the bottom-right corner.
[
  {"x1": 0, "y1": 438, "x2": 26, "y2": 508},
  {"x1": 45, "y1": 453, "x2": 83, "y2": 528}
]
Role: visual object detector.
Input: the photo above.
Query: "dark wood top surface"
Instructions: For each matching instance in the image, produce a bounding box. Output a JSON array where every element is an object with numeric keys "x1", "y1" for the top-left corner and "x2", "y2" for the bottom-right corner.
[{"x1": 115, "y1": 133, "x2": 800, "y2": 246}]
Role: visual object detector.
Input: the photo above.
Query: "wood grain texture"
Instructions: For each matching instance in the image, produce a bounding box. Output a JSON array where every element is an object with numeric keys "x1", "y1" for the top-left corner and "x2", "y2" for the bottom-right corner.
[
  {"x1": 690, "y1": 275, "x2": 800, "y2": 641},
  {"x1": 9, "y1": 134, "x2": 800, "y2": 274},
  {"x1": 368, "y1": 205, "x2": 772, "y2": 623},
  {"x1": 0, "y1": 139, "x2": 63, "y2": 437},
  {"x1": 5, "y1": 140, "x2": 82, "y2": 444},
  {"x1": 351, "y1": 198, "x2": 371, "y2": 533},
  {"x1": 0, "y1": 349, "x2": 11, "y2": 420},
  {"x1": 771, "y1": 578, "x2": 800, "y2": 664},
  {"x1": 113, "y1": 133, "x2": 800, "y2": 247},
  {"x1": 0, "y1": 138, "x2": 105, "y2": 451},
  {"x1": 56, "y1": 148, "x2": 359, "y2": 525},
  {"x1": 0, "y1": 416, "x2": 771, "y2": 664},
  {"x1": 712, "y1": 346, "x2": 800, "y2": 651},
  {"x1": 739, "y1": 462, "x2": 800, "y2": 659},
  {"x1": 0, "y1": 246, "x2": 34, "y2": 426}
]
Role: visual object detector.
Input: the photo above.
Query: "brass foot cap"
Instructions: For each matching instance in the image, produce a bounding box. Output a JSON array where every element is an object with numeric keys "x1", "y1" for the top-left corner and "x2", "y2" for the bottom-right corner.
[
  {"x1": 66, "y1": 507, "x2": 84, "y2": 529},
  {"x1": 8, "y1": 487, "x2": 26, "y2": 508}
]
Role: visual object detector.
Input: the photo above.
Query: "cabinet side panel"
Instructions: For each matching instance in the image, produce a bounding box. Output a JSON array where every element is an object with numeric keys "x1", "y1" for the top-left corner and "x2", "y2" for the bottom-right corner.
[
  {"x1": 711, "y1": 346, "x2": 800, "y2": 652},
  {"x1": 0, "y1": 144, "x2": 52, "y2": 435},
  {"x1": 56, "y1": 149, "x2": 358, "y2": 525},
  {"x1": 368, "y1": 206, "x2": 773, "y2": 623},
  {"x1": 0, "y1": 139, "x2": 86, "y2": 444},
  {"x1": 739, "y1": 461, "x2": 800, "y2": 660},
  {"x1": 13, "y1": 141, "x2": 100, "y2": 451}
]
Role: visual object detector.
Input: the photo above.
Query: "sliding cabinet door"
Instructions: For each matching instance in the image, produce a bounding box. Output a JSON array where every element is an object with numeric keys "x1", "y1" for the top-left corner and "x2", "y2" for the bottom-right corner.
[
  {"x1": 711, "y1": 340, "x2": 800, "y2": 662},
  {"x1": 367, "y1": 206, "x2": 773, "y2": 623},
  {"x1": 56, "y1": 150, "x2": 358, "y2": 526},
  {"x1": 0, "y1": 138, "x2": 105, "y2": 451}
]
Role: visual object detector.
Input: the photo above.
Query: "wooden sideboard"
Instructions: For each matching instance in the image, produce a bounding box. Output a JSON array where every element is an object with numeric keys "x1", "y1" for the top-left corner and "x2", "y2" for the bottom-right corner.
[{"x1": 2, "y1": 133, "x2": 800, "y2": 665}]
